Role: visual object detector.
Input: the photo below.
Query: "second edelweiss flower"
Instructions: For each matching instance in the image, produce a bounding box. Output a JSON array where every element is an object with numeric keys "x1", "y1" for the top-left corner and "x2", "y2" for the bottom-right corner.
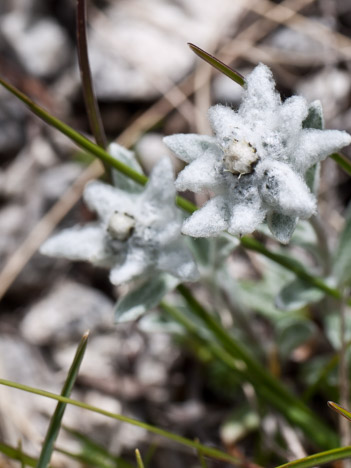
[
  {"x1": 41, "y1": 147, "x2": 199, "y2": 285},
  {"x1": 164, "y1": 63, "x2": 351, "y2": 243}
]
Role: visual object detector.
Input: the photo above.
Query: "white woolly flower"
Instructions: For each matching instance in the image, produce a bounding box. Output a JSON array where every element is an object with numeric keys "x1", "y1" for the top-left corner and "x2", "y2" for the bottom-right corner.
[
  {"x1": 41, "y1": 156, "x2": 199, "y2": 285},
  {"x1": 164, "y1": 63, "x2": 351, "y2": 243}
]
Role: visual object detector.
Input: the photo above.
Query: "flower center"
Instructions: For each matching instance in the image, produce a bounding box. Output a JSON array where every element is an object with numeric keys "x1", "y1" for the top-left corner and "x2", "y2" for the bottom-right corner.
[
  {"x1": 107, "y1": 211, "x2": 135, "y2": 241},
  {"x1": 222, "y1": 139, "x2": 259, "y2": 176}
]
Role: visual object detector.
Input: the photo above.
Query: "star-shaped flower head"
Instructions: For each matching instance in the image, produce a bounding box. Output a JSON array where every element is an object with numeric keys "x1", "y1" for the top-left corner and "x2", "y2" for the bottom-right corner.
[
  {"x1": 41, "y1": 151, "x2": 199, "y2": 284},
  {"x1": 164, "y1": 64, "x2": 351, "y2": 243}
]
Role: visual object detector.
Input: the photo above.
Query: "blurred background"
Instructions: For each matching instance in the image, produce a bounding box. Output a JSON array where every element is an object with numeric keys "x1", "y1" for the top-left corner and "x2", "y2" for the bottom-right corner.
[{"x1": 0, "y1": 0, "x2": 351, "y2": 466}]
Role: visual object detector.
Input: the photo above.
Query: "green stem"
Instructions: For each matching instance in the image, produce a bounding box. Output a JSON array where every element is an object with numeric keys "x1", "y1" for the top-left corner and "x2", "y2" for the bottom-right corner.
[
  {"x1": 275, "y1": 446, "x2": 351, "y2": 468},
  {"x1": 0, "y1": 378, "x2": 238, "y2": 466},
  {"x1": 0, "y1": 77, "x2": 148, "y2": 184},
  {"x1": 240, "y1": 236, "x2": 344, "y2": 301}
]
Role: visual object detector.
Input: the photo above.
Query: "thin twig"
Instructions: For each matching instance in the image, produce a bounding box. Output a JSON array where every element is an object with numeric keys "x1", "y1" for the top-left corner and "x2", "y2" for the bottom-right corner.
[
  {"x1": 339, "y1": 287, "x2": 351, "y2": 468},
  {"x1": 76, "y1": 0, "x2": 107, "y2": 150},
  {"x1": 309, "y1": 214, "x2": 332, "y2": 275}
]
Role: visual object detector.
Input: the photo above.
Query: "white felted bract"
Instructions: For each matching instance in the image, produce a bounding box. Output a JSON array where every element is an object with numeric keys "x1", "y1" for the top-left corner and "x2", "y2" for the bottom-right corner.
[
  {"x1": 163, "y1": 134, "x2": 217, "y2": 163},
  {"x1": 41, "y1": 225, "x2": 117, "y2": 267},
  {"x1": 182, "y1": 196, "x2": 229, "y2": 237},
  {"x1": 41, "y1": 156, "x2": 199, "y2": 284},
  {"x1": 164, "y1": 63, "x2": 351, "y2": 242}
]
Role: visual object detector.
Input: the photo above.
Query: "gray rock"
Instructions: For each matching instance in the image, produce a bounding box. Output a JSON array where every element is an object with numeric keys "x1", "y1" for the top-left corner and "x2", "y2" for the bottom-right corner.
[
  {"x1": 1, "y1": 13, "x2": 70, "y2": 78},
  {"x1": 297, "y1": 68, "x2": 351, "y2": 119},
  {"x1": 88, "y1": 0, "x2": 245, "y2": 100},
  {"x1": 21, "y1": 280, "x2": 114, "y2": 345}
]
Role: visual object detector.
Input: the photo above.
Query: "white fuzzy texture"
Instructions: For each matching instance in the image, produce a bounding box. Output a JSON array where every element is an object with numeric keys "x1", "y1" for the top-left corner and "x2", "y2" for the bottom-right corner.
[
  {"x1": 41, "y1": 156, "x2": 199, "y2": 284},
  {"x1": 164, "y1": 63, "x2": 351, "y2": 242}
]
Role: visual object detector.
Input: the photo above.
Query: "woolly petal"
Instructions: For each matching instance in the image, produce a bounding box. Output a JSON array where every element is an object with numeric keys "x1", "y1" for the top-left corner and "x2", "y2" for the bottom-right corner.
[
  {"x1": 239, "y1": 63, "x2": 281, "y2": 123},
  {"x1": 157, "y1": 241, "x2": 200, "y2": 282},
  {"x1": 40, "y1": 225, "x2": 112, "y2": 266},
  {"x1": 109, "y1": 247, "x2": 152, "y2": 284},
  {"x1": 257, "y1": 160, "x2": 316, "y2": 219},
  {"x1": 163, "y1": 134, "x2": 217, "y2": 163},
  {"x1": 228, "y1": 200, "x2": 266, "y2": 236},
  {"x1": 267, "y1": 212, "x2": 298, "y2": 244},
  {"x1": 84, "y1": 181, "x2": 137, "y2": 222},
  {"x1": 181, "y1": 196, "x2": 229, "y2": 237},
  {"x1": 175, "y1": 151, "x2": 223, "y2": 193},
  {"x1": 278, "y1": 96, "x2": 308, "y2": 142},
  {"x1": 141, "y1": 157, "x2": 176, "y2": 211},
  {"x1": 293, "y1": 128, "x2": 351, "y2": 173},
  {"x1": 208, "y1": 104, "x2": 243, "y2": 141}
]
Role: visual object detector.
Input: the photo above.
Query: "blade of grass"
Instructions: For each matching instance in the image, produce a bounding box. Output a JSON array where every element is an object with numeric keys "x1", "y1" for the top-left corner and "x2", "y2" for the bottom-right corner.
[
  {"x1": 63, "y1": 425, "x2": 134, "y2": 468},
  {"x1": 0, "y1": 77, "x2": 148, "y2": 186},
  {"x1": 18, "y1": 440, "x2": 25, "y2": 468},
  {"x1": 275, "y1": 446, "x2": 351, "y2": 468},
  {"x1": 328, "y1": 401, "x2": 351, "y2": 422},
  {"x1": 55, "y1": 446, "x2": 116, "y2": 468},
  {"x1": 0, "y1": 442, "x2": 37, "y2": 467},
  {"x1": 76, "y1": 0, "x2": 107, "y2": 150},
  {"x1": 176, "y1": 284, "x2": 338, "y2": 450},
  {"x1": 0, "y1": 378, "x2": 238, "y2": 466},
  {"x1": 331, "y1": 153, "x2": 351, "y2": 176},
  {"x1": 135, "y1": 449, "x2": 145, "y2": 468},
  {"x1": 188, "y1": 43, "x2": 245, "y2": 86},
  {"x1": 36, "y1": 331, "x2": 89, "y2": 468},
  {"x1": 302, "y1": 350, "x2": 341, "y2": 402},
  {"x1": 194, "y1": 438, "x2": 208, "y2": 468}
]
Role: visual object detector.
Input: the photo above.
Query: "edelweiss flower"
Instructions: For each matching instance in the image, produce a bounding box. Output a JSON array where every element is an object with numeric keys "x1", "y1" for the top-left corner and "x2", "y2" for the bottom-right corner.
[
  {"x1": 164, "y1": 64, "x2": 351, "y2": 243},
  {"x1": 41, "y1": 154, "x2": 199, "y2": 284}
]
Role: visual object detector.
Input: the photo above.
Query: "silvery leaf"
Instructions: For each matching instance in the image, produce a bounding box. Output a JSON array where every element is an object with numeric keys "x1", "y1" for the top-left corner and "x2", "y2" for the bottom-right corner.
[{"x1": 114, "y1": 273, "x2": 180, "y2": 323}]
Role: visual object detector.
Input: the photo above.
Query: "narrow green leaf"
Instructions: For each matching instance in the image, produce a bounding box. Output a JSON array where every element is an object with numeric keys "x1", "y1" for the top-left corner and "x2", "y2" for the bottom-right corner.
[
  {"x1": 135, "y1": 449, "x2": 145, "y2": 468},
  {"x1": 17, "y1": 440, "x2": 25, "y2": 468},
  {"x1": 0, "y1": 378, "x2": 238, "y2": 465},
  {"x1": 333, "y1": 201, "x2": 351, "y2": 287},
  {"x1": 63, "y1": 426, "x2": 134, "y2": 468},
  {"x1": 0, "y1": 442, "x2": 37, "y2": 467},
  {"x1": 328, "y1": 401, "x2": 351, "y2": 422},
  {"x1": 76, "y1": 0, "x2": 107, "y2": 150},
  {"x1": 188, "y1": 43, "x2": 245, "y2": 87},
  {"x1": 275, "y1": 446, "x2": 351, "y2": 468},
  {"x1": 331, "y1": 153, "x2": 351, "y2": 177},
  {"x1": 36, "y1": 331, "x2": 89, "y2": 468},
  {"x1": 194, "y1": 438, "x2": 208, "y2": 468},
  {"x1": 0, "y1": 77, "x2": 148, "y2": 186},
  {"x1": 302, "y1": 343, "x2": 351, "y2": 402}
]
